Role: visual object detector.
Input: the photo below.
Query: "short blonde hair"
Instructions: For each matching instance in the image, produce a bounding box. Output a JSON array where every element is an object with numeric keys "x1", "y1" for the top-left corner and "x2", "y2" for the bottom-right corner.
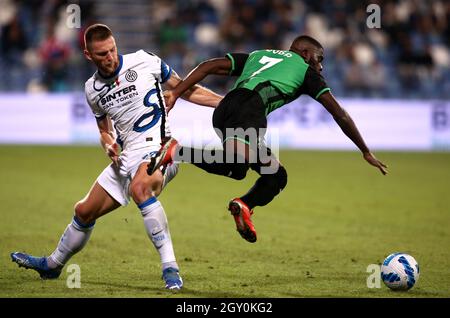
[{"x1": 84, "y1": 24, "x2": 113, "y2": 50}]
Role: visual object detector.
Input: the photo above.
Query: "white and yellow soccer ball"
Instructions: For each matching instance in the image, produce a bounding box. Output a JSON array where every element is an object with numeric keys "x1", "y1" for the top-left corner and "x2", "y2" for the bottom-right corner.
[{"x1": 381, "y1": 253, "x2": 420, "y2": 291}]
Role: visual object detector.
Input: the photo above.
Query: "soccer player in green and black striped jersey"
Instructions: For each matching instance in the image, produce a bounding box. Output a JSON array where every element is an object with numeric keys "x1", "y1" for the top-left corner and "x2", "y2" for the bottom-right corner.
[{"x1": 150, "y1": 35, "x2": 388, "y2": 243}]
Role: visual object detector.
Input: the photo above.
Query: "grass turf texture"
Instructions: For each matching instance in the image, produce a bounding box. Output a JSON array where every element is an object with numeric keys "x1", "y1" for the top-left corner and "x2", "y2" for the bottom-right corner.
[{"x1": 0, "y1": 146, "x2": 449, "y2": 298}]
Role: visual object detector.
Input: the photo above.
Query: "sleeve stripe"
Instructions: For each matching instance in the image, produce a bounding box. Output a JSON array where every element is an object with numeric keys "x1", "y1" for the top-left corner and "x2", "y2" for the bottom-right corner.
[
  {"x1": 161, "y1": 66, "x2": 172, "y2": 83},
  {"x1": 161, "y1": 61, "x2": 172, "y2": 83},
  {"x1": 315, "y1": 87, "x2": 331, "y2": 100},
  {"x1": 226, "y1": 53, "x2": 235, "y2": 75}
]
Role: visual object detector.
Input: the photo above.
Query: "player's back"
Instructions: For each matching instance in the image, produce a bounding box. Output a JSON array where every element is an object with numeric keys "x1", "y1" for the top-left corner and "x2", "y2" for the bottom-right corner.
[
  {"x1": 232, "y1": 49, "x2": 316, "y2": 114},
  {"x1": 235, "y1": 50, "x2": 308, "y2": 88},
  {"x1": 84, "y1": 50, "x2": 172, "y2": 151}
]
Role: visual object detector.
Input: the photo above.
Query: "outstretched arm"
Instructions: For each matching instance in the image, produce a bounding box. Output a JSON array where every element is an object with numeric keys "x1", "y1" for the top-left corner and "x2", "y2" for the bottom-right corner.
[
  {"x1": 164, "y1": 58, "x2": 232, "y2": 112},
  {"x1": 318, "y1": 91, "x2": 388, "y2": 175},
  {"x1": 164, "y1": 70, "x2": 223, "y2": 111}
]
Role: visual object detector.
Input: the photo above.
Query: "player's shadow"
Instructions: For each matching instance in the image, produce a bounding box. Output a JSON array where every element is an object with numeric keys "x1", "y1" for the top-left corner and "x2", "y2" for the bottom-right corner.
[
  {"x1": 83, "y1": 280, "x2": 268, "y2": 298},
  {"x1": 83, "y1": 280, "x2": 159, "y2": 293}
]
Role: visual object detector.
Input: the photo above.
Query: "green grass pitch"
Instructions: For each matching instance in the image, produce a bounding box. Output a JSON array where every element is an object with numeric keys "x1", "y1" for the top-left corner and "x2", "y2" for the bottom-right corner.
[{"x1": 0, "y1": 146, "x2": 449, "y2": 298}]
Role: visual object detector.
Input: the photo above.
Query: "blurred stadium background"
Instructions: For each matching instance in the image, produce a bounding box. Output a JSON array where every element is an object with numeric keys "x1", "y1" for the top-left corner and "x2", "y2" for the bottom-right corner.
[
  {"x1": 1, "y1": 0, "x2": 449, "y2": 298},
  {"x1": 1, "y1": 0, "x2": 449, "y2": 149},
  {"x1": 1, "y1": 0, "x2": 449, "y2": 97}
]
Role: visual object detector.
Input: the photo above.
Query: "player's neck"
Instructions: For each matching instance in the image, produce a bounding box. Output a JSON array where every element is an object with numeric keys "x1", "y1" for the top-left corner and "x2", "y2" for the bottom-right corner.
[
  {"x1": 97, "y1": 55, "x2": 122, "y2": 79},
  {"x1": 98, "y1": 68, "x2": 114, "y2": 78}
]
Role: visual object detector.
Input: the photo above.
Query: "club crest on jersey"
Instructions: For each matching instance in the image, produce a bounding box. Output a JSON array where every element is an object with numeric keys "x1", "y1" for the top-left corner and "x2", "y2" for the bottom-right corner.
[{"x1": 125, "y1": 69, "x2": 138, "y2": 82}]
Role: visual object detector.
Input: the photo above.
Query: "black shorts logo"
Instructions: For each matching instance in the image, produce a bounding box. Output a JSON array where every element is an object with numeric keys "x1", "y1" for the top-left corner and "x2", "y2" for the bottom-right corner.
[{"x1": 125, "y1": 69, "x2": 138, "y2": 82}]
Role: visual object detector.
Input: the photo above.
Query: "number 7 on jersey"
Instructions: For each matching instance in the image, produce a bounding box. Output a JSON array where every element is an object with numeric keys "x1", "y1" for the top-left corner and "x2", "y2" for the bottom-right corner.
[{"x1": 251, "y1": 56, "x2": 283, "y2": 77}]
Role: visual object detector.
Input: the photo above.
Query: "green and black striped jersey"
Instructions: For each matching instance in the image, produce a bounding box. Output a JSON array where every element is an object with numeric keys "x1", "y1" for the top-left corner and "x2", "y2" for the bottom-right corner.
[{"x1": 226, "y1": 50, "x2": 331, "y2": 115}]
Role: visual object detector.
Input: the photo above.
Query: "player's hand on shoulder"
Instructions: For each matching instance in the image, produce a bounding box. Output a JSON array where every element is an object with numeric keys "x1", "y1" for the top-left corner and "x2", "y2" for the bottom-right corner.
[{"x1": 363, "y1": 152, "x2": 388, "y2": 175}]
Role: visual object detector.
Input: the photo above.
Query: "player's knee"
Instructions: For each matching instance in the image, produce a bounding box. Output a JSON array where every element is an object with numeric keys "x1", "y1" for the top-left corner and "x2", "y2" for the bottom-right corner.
[
  {"x1": 229, "y1": 163, "x2": 249, "y2": 180},
  {"x1": 130, "y1": 180, "x2": 160, "y2": 204},
  {"x1": 263, "y1": 165, "x2": 287, "y2": 194},
  {"x1": 276, "y1": 166, "x2": 288, "y2": 190},
  {"x1": 74, "y1": 201, "x2": 95, "y2": 224},
  {"x1": 130, "y1": 181, "x2": 147, "y2": 203}
]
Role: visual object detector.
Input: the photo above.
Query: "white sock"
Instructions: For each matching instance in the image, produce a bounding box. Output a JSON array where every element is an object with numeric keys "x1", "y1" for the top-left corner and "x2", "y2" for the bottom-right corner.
[
  {"x1": 161, "y1": 162, "x2": 179, "y2": 190},
  {"x1": 139, "y1": 197, "x2": 178, "y2": 270},
  {"x1": 47, "y1": 216, "x2": 94, "y2": 269}
]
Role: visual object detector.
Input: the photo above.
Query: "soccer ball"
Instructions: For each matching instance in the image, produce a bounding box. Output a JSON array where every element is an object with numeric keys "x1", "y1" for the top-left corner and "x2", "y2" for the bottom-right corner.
[{"x1": 381, "y1": 253, "x2": 420, "y2": 291}]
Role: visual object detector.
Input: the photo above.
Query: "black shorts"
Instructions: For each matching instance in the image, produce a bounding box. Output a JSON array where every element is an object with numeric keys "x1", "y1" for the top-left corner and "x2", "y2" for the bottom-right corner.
[{"x1": 212, "y1": 88, "x2": 267, "y2": 145}]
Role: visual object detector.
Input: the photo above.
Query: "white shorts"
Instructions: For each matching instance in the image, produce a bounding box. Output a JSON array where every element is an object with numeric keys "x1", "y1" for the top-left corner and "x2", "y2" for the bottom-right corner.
[{"x1": 96, "y1": 146, "x2": 161, "y2": 206}]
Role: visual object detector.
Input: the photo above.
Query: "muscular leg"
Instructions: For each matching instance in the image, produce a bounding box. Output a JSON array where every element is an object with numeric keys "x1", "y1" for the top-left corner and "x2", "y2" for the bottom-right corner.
[
  {"x1": 175, "y1": 139, "x2": 251, "y2": 180},
  {"x1": 175, "y1": 138, "x2": 286, "y2": 210},
  {"x1": 74, "y1": 181, "x2": 121, "y2": 224},
  {"x1": 48, "y1": 181, "x2": 121, "y2": 269},
  {"x1": 130, "y1": 163, "x2": 165, "y2": 202},
  {"x1": 130, "y1": 163, "x2": 180, "y2": 273},
  {"x1": 240, "y1": 158, "x2": 288, "y2": 210}
]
